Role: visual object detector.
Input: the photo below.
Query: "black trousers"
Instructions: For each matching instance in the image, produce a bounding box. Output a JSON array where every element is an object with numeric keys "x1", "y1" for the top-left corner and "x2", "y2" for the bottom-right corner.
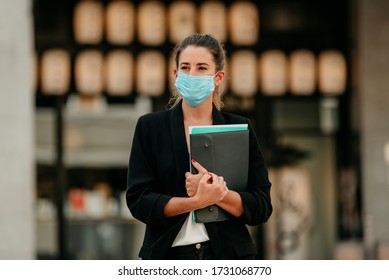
[{"x1": 167, "y1": 242, "x2": 214, "y2": 260}]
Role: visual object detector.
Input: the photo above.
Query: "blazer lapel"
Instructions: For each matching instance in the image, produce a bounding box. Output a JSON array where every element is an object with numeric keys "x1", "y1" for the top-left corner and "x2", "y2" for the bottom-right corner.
[{"x1": 170, "y1": 101, "x2": 190, "y2": 196}]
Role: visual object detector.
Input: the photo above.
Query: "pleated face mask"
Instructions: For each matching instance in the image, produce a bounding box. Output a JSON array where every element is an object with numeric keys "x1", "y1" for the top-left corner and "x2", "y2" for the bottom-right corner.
[{"x1": 175, "y1": 71, "x2": 216, "y2": 107}]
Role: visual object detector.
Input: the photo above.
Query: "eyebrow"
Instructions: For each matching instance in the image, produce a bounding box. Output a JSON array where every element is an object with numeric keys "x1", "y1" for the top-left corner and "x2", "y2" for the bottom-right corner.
[{"x1": 179, "y1": 62, "x2": 210, "y2": 67}]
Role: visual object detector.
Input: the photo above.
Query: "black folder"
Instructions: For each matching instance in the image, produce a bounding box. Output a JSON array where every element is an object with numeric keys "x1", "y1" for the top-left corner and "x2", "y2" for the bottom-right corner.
[{"x1": 189, "y1": 128, "x2": 249, "y2": 223}]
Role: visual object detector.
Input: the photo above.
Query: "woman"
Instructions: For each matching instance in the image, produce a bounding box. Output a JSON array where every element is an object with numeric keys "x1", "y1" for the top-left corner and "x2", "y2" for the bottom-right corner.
[{"x1": 126, "y1": 34, "x2": 272, "y2": 260}]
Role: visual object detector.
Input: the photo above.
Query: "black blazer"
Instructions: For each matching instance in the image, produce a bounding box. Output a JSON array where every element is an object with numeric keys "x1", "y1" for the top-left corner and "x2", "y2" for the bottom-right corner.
[{"x1": 126, "y1": 101, "x2": 272, "y2": 259}]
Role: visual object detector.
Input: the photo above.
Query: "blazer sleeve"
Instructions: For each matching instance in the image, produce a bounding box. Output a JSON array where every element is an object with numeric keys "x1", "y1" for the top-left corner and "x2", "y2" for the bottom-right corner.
[
  {"x1": 237, "y1": 119, "x2": 273, "y2": 226},
  {"x1": 126, "y1": 115, "x2": 173, "y2": 225}
]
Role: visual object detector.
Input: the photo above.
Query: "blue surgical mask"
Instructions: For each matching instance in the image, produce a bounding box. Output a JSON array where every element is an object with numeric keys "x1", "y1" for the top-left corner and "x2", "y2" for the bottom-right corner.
[{"x1": 174, "y1": 71, "x2": 216, "y2": 107}]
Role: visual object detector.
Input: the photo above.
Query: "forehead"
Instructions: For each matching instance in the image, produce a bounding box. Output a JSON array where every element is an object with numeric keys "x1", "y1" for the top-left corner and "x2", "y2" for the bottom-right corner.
[{"x1": 178, "y1": 46, "x2": 215, "y2": 65}]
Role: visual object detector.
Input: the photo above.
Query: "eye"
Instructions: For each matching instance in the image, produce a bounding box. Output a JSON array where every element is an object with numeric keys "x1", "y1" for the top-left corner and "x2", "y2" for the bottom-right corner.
[{"x1": 180, "y1": 66, "x2": 189, "y2": 71}]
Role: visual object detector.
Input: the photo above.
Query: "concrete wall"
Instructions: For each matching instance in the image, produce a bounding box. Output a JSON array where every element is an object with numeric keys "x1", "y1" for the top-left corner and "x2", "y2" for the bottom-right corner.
[
  {"x1": 358, "y1": 0, "x2": 389, "y2": 257},
  {"x1": 0, "y1": 0, "x2": 35, "y2": 259}
]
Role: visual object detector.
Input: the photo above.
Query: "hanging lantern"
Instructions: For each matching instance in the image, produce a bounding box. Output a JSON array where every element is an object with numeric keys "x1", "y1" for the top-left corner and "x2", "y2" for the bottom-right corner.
[
  {"x1": 168, "y1": 1, "x2": 196, "y2": 43},
  {"x1": 137, "y1": 1, "x2": 166, "y2": 46},
  {"x1": 229, "y1": 1, "x2": 259, "y2": 45},
  {"x1": 199, "y1": 1, "x2": 227, "y2": 43},
  {"x1": 318, "y1": 50, "x2": 347, "y2": 95},
  {"x1": 40, "y1": 49, "x2": 71, "y2": 95},
  {"x1": 259, "y1": 50, "x2": 288, "y2": 96},
  {"x1": 105, "y1": 50, "x2": 133, "y2": 96},
  {"x1": 73, "y1": 1, "x2": 104, "y2": 44},
  {"x1": 105, "y1": 1, "x2": 135, "y2": 45},
  {"x1": 74, "y1": 50, "x2": 104, "y2": 96},
  {"x1": 136, "y1": 51, "x2": 166, "y2": 97},
  {"x1": 289, "y1": 49, "x2": 316, "y2": 95},
  {"x1": 230, "y1": 50, "x2": 258, "y2": 97}
]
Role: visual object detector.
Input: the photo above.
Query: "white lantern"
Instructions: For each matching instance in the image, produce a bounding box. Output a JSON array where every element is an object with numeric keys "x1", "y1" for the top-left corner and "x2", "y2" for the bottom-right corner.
[
  {"x1": 137, "y1": 1, "x2": 166, "y2": 46},
  {"x1": 199, "y1": 1, "x2": 227, "y2": 43},
  {"x1": 105, "y1": 50, "x2": 133, "y2": 96},
  {"x1": 40, "y1": 49, "x2": 71, "y2": 95},
  {"x1": 105, "y1": 1, "x2": 135, "y2": 45},
  {"x1": 229, "y1": 1, "x2": 259, "y2": 45},
  {"x1": 259, "y1": 50, "x2": 288, "y2": 96},
  {"x1": 73, "y1": 1, "x2": 104, "y2": 44},
  {"x1": 74, "y1": 50, "x2": 104, "y2": 96},
  {"x1": 168, "y1": 1, "x2": 196, "y2": 43},
  {"x1": 318, "y1": 50, "x2": 347, "y2": 95},
  {"x1": 289, "y1": 49, "x2": 316, "y2": 95},
  {"x1": 230, "y1": 50, "x2": 258, "y2": 97},
  {"x1": 136, "y1": 51, "x2": 166, "y2": 97}
]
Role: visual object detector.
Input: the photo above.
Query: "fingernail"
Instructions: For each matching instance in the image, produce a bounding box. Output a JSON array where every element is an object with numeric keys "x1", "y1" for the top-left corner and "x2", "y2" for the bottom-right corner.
[{"x1": 192, "y1": 158, "x2": 196, "y2": 163}]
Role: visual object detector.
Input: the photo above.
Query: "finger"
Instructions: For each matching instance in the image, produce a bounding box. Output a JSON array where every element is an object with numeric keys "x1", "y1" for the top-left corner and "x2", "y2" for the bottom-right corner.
[
  {"x1": 200, "y1": 172, "x2": 212, "y2": 184},
  {"x1": 185, "y1": 172, "x2": 191, "y2": 179},
  {"x1": 207, "y1": 174, "x2": 213, "y2": 184},
  {"x1": 209, "y1": 173, "x2": 220, "y2": 184},
  {"x1": 191, "y1": 158, "x2": 208, "y2": 173}
]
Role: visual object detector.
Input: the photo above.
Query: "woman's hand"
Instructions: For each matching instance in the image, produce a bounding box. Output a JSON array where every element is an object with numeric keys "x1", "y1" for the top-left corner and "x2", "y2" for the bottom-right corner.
[
  {"x1": 164, "y1": 159, "x2": 240, "y2": 217},
  {"x1": 185, "y1": 159, "x2": 208, "y2": 197},
  {"x1": 194, "y1": 172, "x2": 229, "y2": 209},
  {"x1": 164, "y1": 171, "x2": 229, "y2": 217}
]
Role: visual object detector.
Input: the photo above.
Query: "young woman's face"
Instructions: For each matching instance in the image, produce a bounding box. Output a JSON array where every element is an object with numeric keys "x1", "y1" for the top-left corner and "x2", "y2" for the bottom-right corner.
[{"x1": 175, "y1": 46, "x2": 217, "y2": 76}]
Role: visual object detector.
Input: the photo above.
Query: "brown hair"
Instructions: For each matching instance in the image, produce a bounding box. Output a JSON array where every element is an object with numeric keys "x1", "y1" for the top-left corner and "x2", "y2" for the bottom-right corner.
[{"x1": 168, "y1": 34, "x2": 227, "y2": 110}]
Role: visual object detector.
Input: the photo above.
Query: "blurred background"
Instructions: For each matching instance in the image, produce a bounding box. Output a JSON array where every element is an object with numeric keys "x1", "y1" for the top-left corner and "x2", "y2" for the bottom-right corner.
[{"x1": 0, "y1": 0, "x2": 388, "y2": 260}]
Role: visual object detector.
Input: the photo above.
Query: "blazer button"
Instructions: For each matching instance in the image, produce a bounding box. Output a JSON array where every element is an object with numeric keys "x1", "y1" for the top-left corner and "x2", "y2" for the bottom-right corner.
[{"x1": 209, "y1": 207, "x2": 213, "y2": 211}]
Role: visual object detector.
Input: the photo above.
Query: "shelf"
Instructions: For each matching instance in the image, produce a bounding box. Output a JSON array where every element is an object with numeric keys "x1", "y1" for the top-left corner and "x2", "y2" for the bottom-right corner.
[
  {"x1": 36, "y1": 216, "x2": 145, "y2": 260},
  {"x1": 35, "y1": 96, "x2": 152, "y2": 167},
  {"x1": 37, "y1": 217, "x2": 141, "y2": 225}
]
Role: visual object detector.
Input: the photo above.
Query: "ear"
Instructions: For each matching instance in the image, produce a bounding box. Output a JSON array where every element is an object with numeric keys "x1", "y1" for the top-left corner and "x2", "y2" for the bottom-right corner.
[
  {"x1": 214, "y1": 71, "x2": 225, "y2": 86},
  {"x1": 173, "y1": 68, "x2": 178, "y2": 78}
]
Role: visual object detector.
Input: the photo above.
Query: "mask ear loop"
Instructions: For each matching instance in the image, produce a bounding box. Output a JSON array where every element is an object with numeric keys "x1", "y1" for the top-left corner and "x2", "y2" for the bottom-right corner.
[
  {"x1": 212, "y1": 71, "x2": 221, "y2": 87},
  {"x1": 212, "y1": 72, "x2": 222, "y2": 108}
]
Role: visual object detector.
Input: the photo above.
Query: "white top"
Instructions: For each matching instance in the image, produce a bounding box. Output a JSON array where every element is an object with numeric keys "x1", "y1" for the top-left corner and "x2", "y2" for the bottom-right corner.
[{"x1": 171, "y1": 211, "x2": 209, "y2": 247}]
